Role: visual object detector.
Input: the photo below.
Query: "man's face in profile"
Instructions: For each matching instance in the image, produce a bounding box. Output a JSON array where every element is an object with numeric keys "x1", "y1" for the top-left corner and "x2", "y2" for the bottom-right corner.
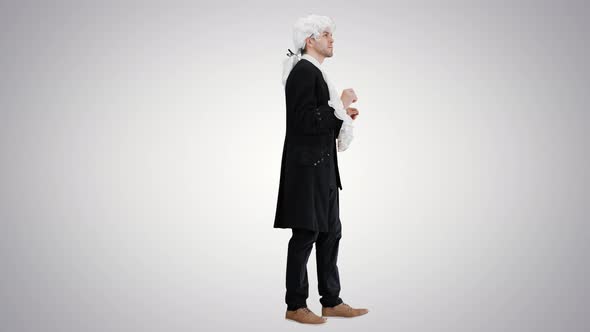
[{"x1": 308, "y1": 30, "x2": 334, "y2": 57}]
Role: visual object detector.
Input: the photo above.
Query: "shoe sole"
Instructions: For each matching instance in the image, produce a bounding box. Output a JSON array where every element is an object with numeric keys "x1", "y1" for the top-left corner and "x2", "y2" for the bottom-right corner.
[
  {"x1": 322, "y1": 312, "x2": 369, "y2": 319},
  {"x1": 285, "y1": 317, "x2": 327, "y2": 324}
]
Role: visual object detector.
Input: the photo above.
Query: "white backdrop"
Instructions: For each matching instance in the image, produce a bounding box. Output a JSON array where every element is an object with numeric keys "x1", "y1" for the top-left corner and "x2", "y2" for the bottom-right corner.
[{"x1": 1, "y1": 1, "x2": 588, "y2": 331}]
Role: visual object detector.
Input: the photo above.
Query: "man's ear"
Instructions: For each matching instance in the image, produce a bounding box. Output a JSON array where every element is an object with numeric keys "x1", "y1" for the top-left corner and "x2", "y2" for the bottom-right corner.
[{"x1": 305, "y1": 36, "x2": 313, "y2": 50}]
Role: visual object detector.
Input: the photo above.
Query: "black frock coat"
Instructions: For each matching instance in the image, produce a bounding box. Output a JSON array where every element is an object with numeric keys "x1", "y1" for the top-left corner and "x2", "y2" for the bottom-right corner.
[{"x1": 273, "y1": 58, "x2": 345, "y2": 232}]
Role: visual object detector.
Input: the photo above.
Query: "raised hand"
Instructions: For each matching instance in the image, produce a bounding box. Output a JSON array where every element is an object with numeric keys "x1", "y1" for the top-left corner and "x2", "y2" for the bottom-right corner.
[
  {"x1": 340, "y1": 88, "x2": 358, "y2": 109},
  {"x1": 346, "y1": 107, "x2": 359, "y2": 120}
]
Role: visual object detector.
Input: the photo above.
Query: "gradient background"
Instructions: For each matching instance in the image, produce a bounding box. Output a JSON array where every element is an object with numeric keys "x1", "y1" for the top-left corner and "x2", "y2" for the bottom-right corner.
[{"x1": 1, "y1": 1, "x2": 589, "y2": 331}]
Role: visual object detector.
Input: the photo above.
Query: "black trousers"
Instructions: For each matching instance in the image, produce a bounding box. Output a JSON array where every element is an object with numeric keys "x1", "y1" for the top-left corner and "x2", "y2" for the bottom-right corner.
[{"x1": 285, "y1": 185, "x2": 343, "y2": 310}]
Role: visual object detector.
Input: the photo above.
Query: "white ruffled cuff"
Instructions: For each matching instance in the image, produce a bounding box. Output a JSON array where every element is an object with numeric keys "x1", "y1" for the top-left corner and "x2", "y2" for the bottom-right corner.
[{"x1": 337, "y1": 123, "x2": 354, "y2": 152}]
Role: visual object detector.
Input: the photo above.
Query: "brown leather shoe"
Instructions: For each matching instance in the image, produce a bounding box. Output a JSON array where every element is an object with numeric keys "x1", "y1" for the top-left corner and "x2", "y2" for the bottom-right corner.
[
  {"x1": 285, "y1": 307, "x2": 327, "y2": 324},
  {"x1": 322, "y1": 303, "x2": 369, "y2": 318}
]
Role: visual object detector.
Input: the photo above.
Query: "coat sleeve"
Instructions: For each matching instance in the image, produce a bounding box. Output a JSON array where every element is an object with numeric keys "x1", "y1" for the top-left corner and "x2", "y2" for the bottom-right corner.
[{"x1": 286, "y1": 67, "x2": 344, "y2": 136}]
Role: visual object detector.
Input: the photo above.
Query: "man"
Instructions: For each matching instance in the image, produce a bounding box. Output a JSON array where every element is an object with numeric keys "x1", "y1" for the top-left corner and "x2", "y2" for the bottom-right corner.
[{"x1": 273, "y1": 14, "x2": 368, "y2": 325}]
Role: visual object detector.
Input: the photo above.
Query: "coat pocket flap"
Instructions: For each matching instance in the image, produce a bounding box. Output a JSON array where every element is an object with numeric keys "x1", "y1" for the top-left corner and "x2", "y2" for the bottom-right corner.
[{"x1": 290, "y1": 145, "x2": 327, "y2": 167}]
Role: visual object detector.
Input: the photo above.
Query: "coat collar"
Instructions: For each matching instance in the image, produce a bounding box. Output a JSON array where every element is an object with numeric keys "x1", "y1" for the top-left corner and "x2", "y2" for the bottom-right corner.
[{"x1": 301, "y1": 54, "x2": 323, "y2": 71}]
